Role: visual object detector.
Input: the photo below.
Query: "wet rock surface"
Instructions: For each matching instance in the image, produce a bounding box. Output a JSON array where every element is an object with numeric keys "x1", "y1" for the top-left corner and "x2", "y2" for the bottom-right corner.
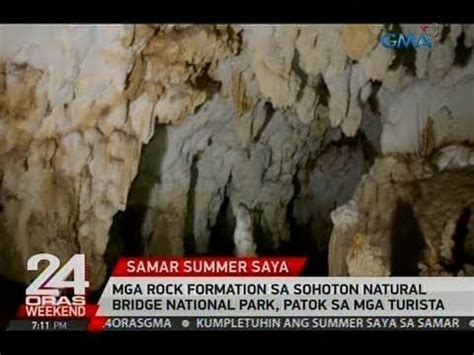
[{"x1": 0, "y1": 24, "x2": 473, "y2": 288}]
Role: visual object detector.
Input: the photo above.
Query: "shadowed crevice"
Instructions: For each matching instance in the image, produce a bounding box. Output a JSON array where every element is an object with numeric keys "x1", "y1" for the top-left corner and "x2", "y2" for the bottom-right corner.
[
  {"x1": 104, "y1": 123, "x2": 169, "y2": 273},
  {"x1": 183, "y1": 153, "x2": 201, "y2": 255},
  {"x1": 451, "y1": 206, "x2": 472, "y2": 270},
  {"x1": 390, "y1": 200, "x2": 426, "y2": 276},
  {"x1": 208, "y1": 182, "x2": 236, "y2": 255}
]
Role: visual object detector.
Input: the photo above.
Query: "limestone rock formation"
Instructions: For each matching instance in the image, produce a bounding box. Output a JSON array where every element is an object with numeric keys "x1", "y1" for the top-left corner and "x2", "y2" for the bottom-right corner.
[
  {"x1": 233, "y1": 203, "x2": 257, "y2": 257},
  {"x1": 329, "y1": 147, "x2": 474, "y2": 276},
  {"x1": 0, "y1": 24, "x2": 473, "y2": 288}
]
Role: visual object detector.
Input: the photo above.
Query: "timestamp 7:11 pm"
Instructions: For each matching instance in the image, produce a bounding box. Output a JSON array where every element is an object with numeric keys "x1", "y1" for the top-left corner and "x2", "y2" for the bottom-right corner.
[{"x1": 31, "y1": 320, "x2": 68, "y2": 331}]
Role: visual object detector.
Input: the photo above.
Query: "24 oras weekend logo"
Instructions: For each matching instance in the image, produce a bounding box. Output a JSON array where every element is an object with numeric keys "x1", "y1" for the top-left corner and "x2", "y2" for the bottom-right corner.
[{"x1": 21, "y1": 253, "x2": 90, "y2": 318}]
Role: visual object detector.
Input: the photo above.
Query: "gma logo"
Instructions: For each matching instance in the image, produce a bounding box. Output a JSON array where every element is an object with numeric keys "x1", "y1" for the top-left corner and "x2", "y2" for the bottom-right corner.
[{"x1": 380, "y1": 33, "x2": 433, "y2": 49}]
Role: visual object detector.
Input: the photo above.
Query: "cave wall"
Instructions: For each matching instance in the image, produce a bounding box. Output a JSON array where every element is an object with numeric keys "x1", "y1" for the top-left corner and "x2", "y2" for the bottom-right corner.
[
  {"x1": 0, "y1": 24, "x2": 473, "y2": 288},
  {"x1": 329, "y1": 147, "x2": 474, "y2": 277}
]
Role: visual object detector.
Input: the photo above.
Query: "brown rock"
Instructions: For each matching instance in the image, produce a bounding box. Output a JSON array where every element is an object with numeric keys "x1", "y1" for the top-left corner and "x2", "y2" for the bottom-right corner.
[{"x1": 341, "y1": 25, "x2": 377, "y2": 60}]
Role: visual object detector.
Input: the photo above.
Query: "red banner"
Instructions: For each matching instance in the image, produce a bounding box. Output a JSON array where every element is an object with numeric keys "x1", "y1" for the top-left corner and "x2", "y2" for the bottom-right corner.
[
  {"x1": 16, "y1": 304, "x2": 98, "y2": 319},
  {"x1": 112, "y1": 257, "x2": 307, "y2": 277},
  {"x1": 87, "y1": 316, "x2": 108, "y2": 332}
]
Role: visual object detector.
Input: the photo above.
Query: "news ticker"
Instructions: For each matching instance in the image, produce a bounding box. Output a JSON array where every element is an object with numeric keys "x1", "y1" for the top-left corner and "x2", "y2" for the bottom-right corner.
[
  {"x1": 7, "y1": 255, "x2": 474, "y2": 332},
  {"x1": 7, "y1": 317, "x2": 474, "y2": 331}
]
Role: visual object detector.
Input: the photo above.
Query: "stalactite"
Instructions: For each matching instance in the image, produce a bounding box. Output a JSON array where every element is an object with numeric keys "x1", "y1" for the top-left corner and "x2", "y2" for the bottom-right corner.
[{"x1": 0, "y1": 24, "x2": 473, "y2": 289}]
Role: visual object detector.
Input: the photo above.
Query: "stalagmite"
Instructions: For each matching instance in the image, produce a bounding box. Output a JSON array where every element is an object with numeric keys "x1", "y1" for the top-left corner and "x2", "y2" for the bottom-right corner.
[{"x1": 233, "y1": 204, "x2": 257, "y2": 257}]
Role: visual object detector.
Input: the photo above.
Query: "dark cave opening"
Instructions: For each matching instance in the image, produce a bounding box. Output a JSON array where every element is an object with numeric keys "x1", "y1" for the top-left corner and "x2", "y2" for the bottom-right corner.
[
  {"x1": 449, "y1": 206, "x2": 471, "y2": 271},
  {"x1": 284, "y1": 169, "x2": 328, "y2": 276},
  {"x1": 390, "y1": 200, "x2": 426, "y2": 276},
  {"x1": 253, "y1": 208, "x2": 279, "y2": 254},
  {"x1": 278, "y1": 131, "x2": 378, "y2": 277},
  {"x1": 316, "y1": 75, "x2": 330, "y2": 107},
  {"x1": 104, "y1": 123, "x2": 169, "y2": 274},
  {"x1": 367, "y1": 80, "x2": 382, "y2": 116},
  {"x1": 183, "y1": 153, "x2": 200, "y2": 255},
  {"x1": 439, "y1": 25, "x2": 451, "y2": 44},
  {"x1": 249, "y1": 169, "x2": 323, "y2": 275},
  {"x1": 276, "y1": 225, "x2": 329, "y2": 277},
  {"x1": 208, "y1": 194, "x2": 236, "y2": 255},
  {"x1": 453, "y1": 31, "x2": 472, "y2": 67}
]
